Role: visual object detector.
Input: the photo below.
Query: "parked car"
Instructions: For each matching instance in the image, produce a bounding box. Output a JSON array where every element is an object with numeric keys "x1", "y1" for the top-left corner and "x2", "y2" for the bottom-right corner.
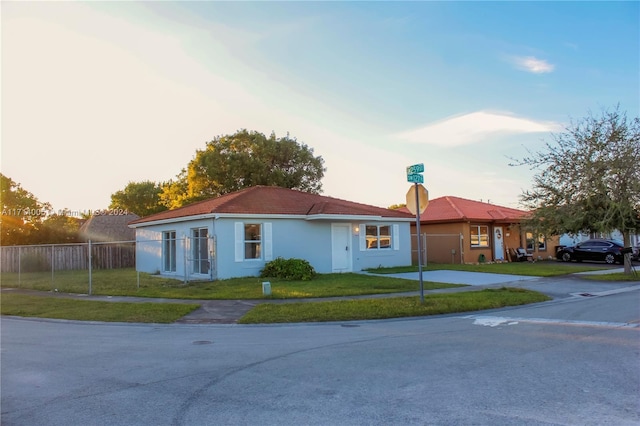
[{"x1": 556, "y1": 239, "x2": 626, "y2": 264}]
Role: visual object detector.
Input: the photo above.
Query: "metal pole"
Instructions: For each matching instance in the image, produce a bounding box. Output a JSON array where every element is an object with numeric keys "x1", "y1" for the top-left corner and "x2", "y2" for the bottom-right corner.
[
  {"x1": 18, "y1": 246, "x2": 21, "y2": 288},
  {"x1": 88, "y1": 240, "x2": 92, "y2": 295},
  {"x1": 51, "y1": 244, "x2": 54, "y2": 291},
  {"x1": 137, "y1": 270, "x2": 140, "y2": 290},
  {"x1": 415, "y1": 183, "x2": 424, "y2": 303}
]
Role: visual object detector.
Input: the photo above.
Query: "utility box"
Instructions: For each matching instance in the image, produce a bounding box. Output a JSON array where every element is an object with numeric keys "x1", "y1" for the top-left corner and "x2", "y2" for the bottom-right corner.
[{"x1": 262, "y1": 281, "x2": 271, "y2": 296}]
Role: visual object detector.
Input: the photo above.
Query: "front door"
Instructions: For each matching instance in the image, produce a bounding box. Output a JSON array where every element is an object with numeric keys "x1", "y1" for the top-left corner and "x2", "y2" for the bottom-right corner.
[
  {"x1": 331, "y1": 224, "x2": 351, "y2": 273},
  {"x1": 493, "y1": 226, "x2": 504, "y2": 261}
]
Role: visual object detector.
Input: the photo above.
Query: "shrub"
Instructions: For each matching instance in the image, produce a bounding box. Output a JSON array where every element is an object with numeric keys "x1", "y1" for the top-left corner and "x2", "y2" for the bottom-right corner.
[{"x1": 260, "y1": 257, "x2": 316, "y2": 281}]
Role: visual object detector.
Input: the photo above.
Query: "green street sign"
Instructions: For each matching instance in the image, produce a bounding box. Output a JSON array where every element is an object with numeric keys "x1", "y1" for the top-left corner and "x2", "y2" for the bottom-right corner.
[
  {"x1": 406, "y1": 163, "x2": 424, "y2": 174},
  {"x1": 407, "y1": 173, "x2": 424, "y2": 184}
]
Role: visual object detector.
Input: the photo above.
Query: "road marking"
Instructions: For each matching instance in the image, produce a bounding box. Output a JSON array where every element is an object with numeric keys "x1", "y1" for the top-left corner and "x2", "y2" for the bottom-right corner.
[{"x1": 463, "y1": 315, "x2": 640, "y2": 329}]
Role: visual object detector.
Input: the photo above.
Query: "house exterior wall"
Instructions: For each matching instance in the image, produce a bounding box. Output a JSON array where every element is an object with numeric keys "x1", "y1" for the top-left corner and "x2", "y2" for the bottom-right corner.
[
  {"x1": 410, "y1": 221, "x2": 559, "y2": 263},
  {"x1": 135, "y1": 217, "x2": 412, "y2": 280},
  {"x1": 135, "y1": 218, "x2": 215, "y2": 280}
]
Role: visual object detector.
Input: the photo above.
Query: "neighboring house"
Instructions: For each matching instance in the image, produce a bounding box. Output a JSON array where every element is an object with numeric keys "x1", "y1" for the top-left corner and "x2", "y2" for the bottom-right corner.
[
  {"x1": 128, "y1": 186, "x2": 414, "y2": 281},
  {"x1": 79, "y1": 213, "x2": 140, "y2": 242},
  {"x1": 400, "y1": 196, "x2": 560, "y2": 264}
]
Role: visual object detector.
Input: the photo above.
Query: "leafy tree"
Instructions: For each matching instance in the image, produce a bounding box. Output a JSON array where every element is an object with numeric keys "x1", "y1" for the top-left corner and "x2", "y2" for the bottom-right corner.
[
  {"x1": 511, "y1": 106, "x2": 640, "y2": 273},
  {"x1": 35, "y1": 214, "x2": 83, "y2": 244},
  {"x1": 388, "y1": 203, "x2": 407, "y2": 210},
  {"x1": 160, "y1": 130, "x2": 325, "y2": 208},
  {"x1": 1, "y1": 174, "x2": 51, "y2": 245},
  {"x1": 109, "y1": 181, "x2": 167, "y2": 217}
]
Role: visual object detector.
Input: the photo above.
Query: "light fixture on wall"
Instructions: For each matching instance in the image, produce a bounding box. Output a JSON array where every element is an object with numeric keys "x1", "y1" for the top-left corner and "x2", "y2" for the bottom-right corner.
[{"x1": 353, "y1": 225, "x2": 360, "y2": 235}]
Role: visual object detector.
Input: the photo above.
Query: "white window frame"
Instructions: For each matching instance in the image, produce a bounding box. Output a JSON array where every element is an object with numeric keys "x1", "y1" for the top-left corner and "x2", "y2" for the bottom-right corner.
[
  {"x1": 162, "y1": 231, "x2": 176, "y2": 272},
  {"x1": 191, "y1": 227, "x2": 210, "y2": 274},
  {"x1": 470, "y1": 225, "x2": 489, "y2": 248},
  {"x1": 235, "y1": 222, "x2": 273, "y2": 262},
  {"x1": 359, "y1": 224, "x2": 400, "y2": 251}
]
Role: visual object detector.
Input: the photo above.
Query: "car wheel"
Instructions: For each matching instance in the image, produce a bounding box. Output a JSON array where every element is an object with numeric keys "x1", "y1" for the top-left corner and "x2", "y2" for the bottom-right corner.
[
  {"x1": 604, "y1": 253, "x2": 615, "y2": 264},
  {"x1": 561, "y1": 252, "x2": 571, "y2": 262}
]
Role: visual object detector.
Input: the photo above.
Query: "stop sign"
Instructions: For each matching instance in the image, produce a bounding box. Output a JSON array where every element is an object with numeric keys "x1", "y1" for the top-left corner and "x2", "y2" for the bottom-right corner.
[{"x1": 406, "y1": 184, "x2": 429, "y2": 215}]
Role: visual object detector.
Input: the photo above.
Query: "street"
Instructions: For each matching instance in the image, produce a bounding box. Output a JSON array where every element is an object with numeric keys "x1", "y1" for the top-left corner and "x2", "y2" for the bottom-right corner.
[{"x1": 2, "y1": 287, "x2": 639, "y2": 425}]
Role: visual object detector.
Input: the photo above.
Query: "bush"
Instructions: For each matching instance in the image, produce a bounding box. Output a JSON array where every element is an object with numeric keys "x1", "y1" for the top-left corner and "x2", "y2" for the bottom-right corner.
[
  {"x1": 20, "y1": 253, "x2": 51, "y2": 272},
  {"x1": 260, "y1": 257, "x2": 316, "y2": 281}
]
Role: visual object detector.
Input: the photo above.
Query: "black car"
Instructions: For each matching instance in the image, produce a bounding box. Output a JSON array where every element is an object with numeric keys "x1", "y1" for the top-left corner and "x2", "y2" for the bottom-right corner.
[{"x1": 556, "y1": 239, "x2": 626, "y2": 264}]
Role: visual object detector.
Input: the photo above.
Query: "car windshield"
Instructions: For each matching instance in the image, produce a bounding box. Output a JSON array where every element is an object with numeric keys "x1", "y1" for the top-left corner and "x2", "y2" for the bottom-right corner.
[{"x1": 612, "y1": 240, "x2": 624, "y2": 246}]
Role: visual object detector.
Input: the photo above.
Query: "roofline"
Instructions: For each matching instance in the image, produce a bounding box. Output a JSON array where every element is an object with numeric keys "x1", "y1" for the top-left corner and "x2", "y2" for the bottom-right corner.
[{"x1": 130, "y1": 212, "x2": 413, "y2": 228}]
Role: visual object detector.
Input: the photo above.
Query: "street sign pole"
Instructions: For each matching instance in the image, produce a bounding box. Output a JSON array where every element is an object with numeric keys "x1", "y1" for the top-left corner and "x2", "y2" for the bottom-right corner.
[{"x1": 415, "y1": 182, "x2": 424, "y2": 303}]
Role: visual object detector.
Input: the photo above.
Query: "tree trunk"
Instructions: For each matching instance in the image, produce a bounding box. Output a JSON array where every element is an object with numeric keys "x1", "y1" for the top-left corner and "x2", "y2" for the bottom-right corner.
[{"x1": 623, "y1": 231, "x2": 631, "y2": 275}]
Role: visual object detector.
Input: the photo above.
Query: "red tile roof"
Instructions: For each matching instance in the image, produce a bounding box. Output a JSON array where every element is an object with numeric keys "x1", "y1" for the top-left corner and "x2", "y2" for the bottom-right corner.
[
  {"x1": 399, "y1": 196, "x2": 528, "y2": 223},
  {"x1": 130, "y1": 186, "x2": 413, "y2": 225}
]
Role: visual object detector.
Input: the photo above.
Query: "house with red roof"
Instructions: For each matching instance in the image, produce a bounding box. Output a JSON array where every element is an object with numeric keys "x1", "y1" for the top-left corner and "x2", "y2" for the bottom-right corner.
[
  {"x1": 129, "y1": 186, "x2": 414, "y2": 280},
  {"x1": 400, "y1": 196, "x2": 559, "y2": 264}
]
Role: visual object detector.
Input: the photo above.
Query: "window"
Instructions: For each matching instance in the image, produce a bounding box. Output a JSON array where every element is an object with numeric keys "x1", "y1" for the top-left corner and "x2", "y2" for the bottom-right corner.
[
  {"x1": 192, "y1": 228, "x2": 209, "y2": 274},
  {"x1": 366, "y1": 225, "x2": 392, "y2": 250},
  {"x1": 537, "y1": 235, "x2": 546, "y2": 251},
  {"x1": 470, "y1": 225, "x2": 489, "y2": 247},
  {"x1": 162, "y1": 231, "x2": 176, "y2": 272},
  {"x1": 526, "y1": 232, "x2": 546, "y2": 251},
  {"x1": 244, "y1": 224, "x2": 262, "y2": 259},
  {"x1": 526, "y1": 232, "x2": 535, "y2": 251}
]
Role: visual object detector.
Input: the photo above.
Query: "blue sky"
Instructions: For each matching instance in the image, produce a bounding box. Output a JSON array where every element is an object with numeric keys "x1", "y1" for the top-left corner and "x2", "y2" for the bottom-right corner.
[{"x1": 2, "y1": 1, "x2": 638, "y2": 214}]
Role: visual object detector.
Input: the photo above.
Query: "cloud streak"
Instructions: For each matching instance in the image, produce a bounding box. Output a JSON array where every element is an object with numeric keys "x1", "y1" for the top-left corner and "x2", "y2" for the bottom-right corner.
[
  {"x1": 511, "y1": 56, "x2": 555, "y2": 73},
  {"x1": 394, "y1": 111, "x2": 561, "y2": 147}
]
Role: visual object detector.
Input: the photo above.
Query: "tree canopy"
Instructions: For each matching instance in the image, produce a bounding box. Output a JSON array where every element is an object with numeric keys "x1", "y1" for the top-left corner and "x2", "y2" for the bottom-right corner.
[
  {"x1": 512, "y1": 106, "x2": 640, "y2": 272},
  {"x1": 160, "y1": 129, "x2": 325, "y2": 209},
  {"x1": 109, "y1": 181, "x2": 167, "y2": 217},
  {"x1": 1, "y1": 174, "x2": 84, "y2": 245}
]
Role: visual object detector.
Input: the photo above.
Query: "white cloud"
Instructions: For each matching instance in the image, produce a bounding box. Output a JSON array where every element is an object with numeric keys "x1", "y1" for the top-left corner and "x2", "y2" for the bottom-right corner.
[
  {"x1": 394, "y1": 111, "x2": 561, "y2": 147},
  {"x1": 511, "y1": 56, "x2": 555, "y2": 73}
]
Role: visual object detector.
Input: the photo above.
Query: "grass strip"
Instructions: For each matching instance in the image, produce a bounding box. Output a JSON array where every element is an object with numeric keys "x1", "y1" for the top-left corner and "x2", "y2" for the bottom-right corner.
[
  {"x1": 0, "y1": 270, "x2": 465, "y2": 299},
  {"x1": 366, "y1": 261, "x2": 610, "y2": 277},
  {"x1": 580, "y1": 273, "x2": 640, "y2": 282},
  {"x1": 238, "y1": 287, "x2": 551, "y2": 324},
  {"x1": 1, "y1": 294, "x2": 199, "y2": 323}
]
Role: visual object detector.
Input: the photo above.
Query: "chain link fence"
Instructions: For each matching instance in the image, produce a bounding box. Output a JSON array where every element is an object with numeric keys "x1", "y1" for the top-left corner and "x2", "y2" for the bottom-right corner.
[{"x1": 1, "y1": 241, "x2": 137, "y2": 294}]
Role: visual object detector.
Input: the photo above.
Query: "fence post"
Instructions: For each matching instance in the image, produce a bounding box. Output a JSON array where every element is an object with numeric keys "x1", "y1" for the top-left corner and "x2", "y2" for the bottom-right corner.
[
  {"x1": 137, "y1": 270, "x2": 140, "y2": 290},
  {"x1": 88, "y1": 240, "x2": 92, "y2": 295},
  {"x1": 18, "y1": 246, "x2": 21, "y2": 288},
  {"x1": 51, "y1": 244, "x2": 55, "y2": 291}
]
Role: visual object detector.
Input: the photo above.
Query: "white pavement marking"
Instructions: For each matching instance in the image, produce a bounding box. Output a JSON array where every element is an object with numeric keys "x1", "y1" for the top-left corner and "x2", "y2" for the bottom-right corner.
[{"x1": 463, "y1": 315, "x2": 640, "y2": 329}]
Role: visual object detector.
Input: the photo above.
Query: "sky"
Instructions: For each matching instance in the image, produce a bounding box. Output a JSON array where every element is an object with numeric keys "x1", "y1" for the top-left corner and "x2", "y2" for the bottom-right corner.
[{"x1": 2, "y1": 1, "x2": 639, "y2": 215}]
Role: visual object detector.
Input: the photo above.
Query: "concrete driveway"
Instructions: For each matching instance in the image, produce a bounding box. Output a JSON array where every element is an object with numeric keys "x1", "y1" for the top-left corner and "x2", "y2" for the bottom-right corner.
[{"x1": 366, "y1": 270, "x2": 539, "y2": 286}]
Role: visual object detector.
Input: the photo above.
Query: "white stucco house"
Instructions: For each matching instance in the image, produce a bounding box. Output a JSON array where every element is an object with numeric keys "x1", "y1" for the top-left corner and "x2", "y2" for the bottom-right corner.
[{"x1": 128, "y1": 186, "x2": 414, "y2": 281}]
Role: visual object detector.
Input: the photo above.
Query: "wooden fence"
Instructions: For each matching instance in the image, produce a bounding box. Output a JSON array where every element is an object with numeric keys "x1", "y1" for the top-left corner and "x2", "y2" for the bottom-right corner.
[{"x1": 0, "y1": 241, "x2": 136, "y2": 273}]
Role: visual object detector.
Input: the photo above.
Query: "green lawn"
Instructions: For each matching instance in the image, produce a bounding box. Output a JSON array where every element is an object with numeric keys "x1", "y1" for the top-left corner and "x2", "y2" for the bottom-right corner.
[
  {"x1": 581, "y1": 272, "x2": 640, "y2": 282},
  {"x1": 0, "y1": 269, "x2": 465, "y2": 300},
  {"x1": 239, "y1": 287, "x2": 551, "y2": 324},
  {"x1": 366, "y1": 261, "x2": 610, "y2": 277},
  {"x1": 0, "y1": 293, "x2": 199, "y2": 323}
]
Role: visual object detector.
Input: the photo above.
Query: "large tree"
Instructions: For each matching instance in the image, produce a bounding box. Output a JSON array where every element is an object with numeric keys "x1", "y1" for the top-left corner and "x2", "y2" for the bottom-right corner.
[
  {"x1": 160, "y1": 130, "x2": 325, "y2": 209},
  {"x1": 512, "y1": 106, "x2": 640, "y2": 273},
  {"x1": 1, "y1": 174, "x2": 51, "y2": 245},
  {"x1": 110, "y1": 180, "x2": 167, "y2": 217}
]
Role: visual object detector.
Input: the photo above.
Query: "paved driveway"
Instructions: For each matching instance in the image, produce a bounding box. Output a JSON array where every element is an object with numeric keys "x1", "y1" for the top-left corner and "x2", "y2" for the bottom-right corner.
[{"x1": 369, "y1": 270, "x2": 539, "y2": 286}]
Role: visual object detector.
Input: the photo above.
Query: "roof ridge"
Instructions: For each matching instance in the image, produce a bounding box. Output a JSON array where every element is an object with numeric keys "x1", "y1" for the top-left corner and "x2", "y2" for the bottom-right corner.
[{"x1": 444, "y1": 196, "x2": 466, "y2": 220}]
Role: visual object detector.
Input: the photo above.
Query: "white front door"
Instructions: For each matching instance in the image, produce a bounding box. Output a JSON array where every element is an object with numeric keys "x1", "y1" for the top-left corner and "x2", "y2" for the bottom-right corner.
[
  {"x1": 331, "y1": 224, "x2": 351, "y2": 273},
  {"x1": 493, "y1": 226, "x2": 504, "y2": 261}
]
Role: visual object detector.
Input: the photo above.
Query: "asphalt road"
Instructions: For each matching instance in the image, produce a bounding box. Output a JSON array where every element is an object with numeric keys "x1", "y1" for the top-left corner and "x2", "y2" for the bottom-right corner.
[{"x1": 2, "y1": 286, "x2": 639, "y2": 425}]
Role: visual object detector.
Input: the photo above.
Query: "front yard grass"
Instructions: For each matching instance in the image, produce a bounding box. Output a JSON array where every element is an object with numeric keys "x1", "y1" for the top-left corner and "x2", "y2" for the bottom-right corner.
[
  {"x1": 239, "y1": 287, "x2": 551, "y2": 324},
  {"x1": 581, "y1": 272, "x2": 640, "y2": 282},
  {"x1": 366, "y1": 261, "x2": 610, "y2": 277},
  {"x1": 0, "y1": 269, "x2": 466, "y2": 300},
  {"x1": 0, "y1": 294, "x2": 199, "y2": 323}
]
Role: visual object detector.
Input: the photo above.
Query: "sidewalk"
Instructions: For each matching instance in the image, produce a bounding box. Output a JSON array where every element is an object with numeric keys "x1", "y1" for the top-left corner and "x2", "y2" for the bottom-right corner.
[{"x1": 3, "y1": 269, "x2": 639, "y2": 324}]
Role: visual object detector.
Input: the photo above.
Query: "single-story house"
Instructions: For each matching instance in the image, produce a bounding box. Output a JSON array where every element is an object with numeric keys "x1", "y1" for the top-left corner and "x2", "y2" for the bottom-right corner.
[
  {"x1": 128, "y1": 186, "x2": 414, "y2": 280},
  {"x1": 400, "y1": 196, "x2": 560, "y2": 264},
  {"x1": 79, "y1": 213, "x2": 140, "y2": 242}
]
